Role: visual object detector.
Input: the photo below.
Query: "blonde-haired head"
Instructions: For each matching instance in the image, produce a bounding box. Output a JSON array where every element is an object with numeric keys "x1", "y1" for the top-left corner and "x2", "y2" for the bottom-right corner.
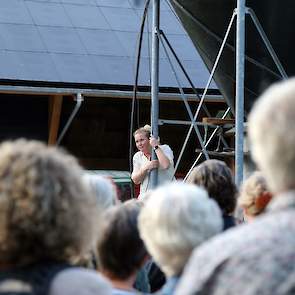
[
  {"x1": 239, "y1": 171, "x2": 272, "y2": 217},
  {"x1": 133, "y1": 124, "x2": 151, "y2": 139}
]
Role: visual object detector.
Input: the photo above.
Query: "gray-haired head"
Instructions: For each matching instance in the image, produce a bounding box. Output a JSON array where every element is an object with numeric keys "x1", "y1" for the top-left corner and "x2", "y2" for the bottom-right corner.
[
  {"x1": 0, "y1": 139, "x2": 100, "y2": 266},
  {"x1": 248, "y1": 78, "x2": 295, "y2": 193},
  {"x1": 138, "y1": 182, "x2": 223, "y2": 277},
  {"x1": 83, "y1": 175, "x2": 118, "y2": 210}
]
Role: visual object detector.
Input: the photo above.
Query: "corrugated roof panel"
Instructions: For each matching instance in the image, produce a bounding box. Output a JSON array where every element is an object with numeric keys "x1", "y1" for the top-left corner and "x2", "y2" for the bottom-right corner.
[
  {"x1": 163, "y1": 34, "x2": 203, "y2": 60},
  {"x1": 114, "y1": 31, "x2": 151, "y2": 58},
  {"x1": 64, "y1": 4, "x2": 110, "y2": 29},
  {"x1": 38, "y1": 26, "x2": 85, "y2": 54},
  {"x1": 30, "y1": 0, "x2": 61, "y2": 3},
  {"x1": 15, "y1": 51, "x2": 61, "y2": 81},
  {"x1": 158, "y1": 58, "x2": 180, "y2": 87},
  {"x1": 78, "y1": 29, "x2": 127, "y2": 56},
  {"x1": 25, "y1": 1, "x2": 72, "y2": 27},
  {"x1": 136, "y1": 57, "x2": 152, "y2": 85},
  {"x1": 135, "y1": 9, "x2": 185, "y2": 35},
  {"x1": 100, "y1": 7, "x2": 141, "y2": 32},
  {"x1": 51, "y1": 53, "x2": 101, "y2": 83},
  {"x1": 0, "y1": 50, "x2": 22, "y2": 79},
  {"x1": 0, "y1": 23, "x2": 45, "y2": 52},
  {"x1": 180, "y1": 59, "x2": 214, "y2": 88},
  {"x1": 0, "y1": 0, "x2": 33, "y2": 25},
  {"x1": 91, "y1": 55, "x2": 135, "y2": 85},
  {"x1": 128, "y1": 0, "x2": 170, "y2": 11},
  {"x1": 96, "y1": 0, "x2": 131, "y2": 8},
  {"x1": 61, "y1": 0, "x2": 96, "y2": 5},
  {"x1": 0, "y1": 0, "x2": 216, "y2": 90},
  {"x1": 28, "y1": 0, "x2": 61, "y2": 3},
  {"x1": 157, "y1": 10, "x2": 185, "y2": 35}
]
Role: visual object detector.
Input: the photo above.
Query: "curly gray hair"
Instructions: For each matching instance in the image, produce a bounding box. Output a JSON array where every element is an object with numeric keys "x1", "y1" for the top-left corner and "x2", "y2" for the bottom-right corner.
[{"x1": 0, "y1": 139, "x2": 100, "y2": 266}]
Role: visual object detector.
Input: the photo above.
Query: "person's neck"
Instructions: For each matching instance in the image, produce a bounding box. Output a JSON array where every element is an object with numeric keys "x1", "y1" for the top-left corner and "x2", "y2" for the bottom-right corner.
[
  {"x1": 143, "y1": 148, "x2": 152, "y2": 158},
  {"x1": 103, "y1": 271, "x2": 136, "y2": 291}
]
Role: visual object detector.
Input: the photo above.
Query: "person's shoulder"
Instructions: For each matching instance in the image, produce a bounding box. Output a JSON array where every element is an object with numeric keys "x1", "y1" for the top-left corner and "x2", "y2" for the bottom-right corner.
[
  {"x1": 175, "y1": 210, "x2": 295, "y2": 294},
  {"x1": 160, "y1": 144, "x2": 171, "y2": 150},
  {"x1": 133, "y1": 151, "x2": 142, "y2": 159},
  {"x1": 159, "y1": 145, "x2": 173, "y2": 156},
  {"x1": 194, "y1": 209, "x2": 295, "y2": 260},
  {"x1": 49, "y1": 267, "x2": 112, "y2": 295}
]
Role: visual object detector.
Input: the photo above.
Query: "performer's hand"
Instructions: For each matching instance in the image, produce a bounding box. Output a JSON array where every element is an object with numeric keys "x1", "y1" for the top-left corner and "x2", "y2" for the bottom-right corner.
[
  {"x1": 150, "y1": 136, "x2": 160, "y2": 148},
  {"x1": 145, "y1": 160, "x2": 159, "y2": 172}
]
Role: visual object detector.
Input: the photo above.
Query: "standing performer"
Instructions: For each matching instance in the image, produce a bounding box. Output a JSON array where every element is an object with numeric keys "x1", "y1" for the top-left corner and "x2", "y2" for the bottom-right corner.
[{"x1": 131, "y1": 125, "x2": 175, "y2": 198}]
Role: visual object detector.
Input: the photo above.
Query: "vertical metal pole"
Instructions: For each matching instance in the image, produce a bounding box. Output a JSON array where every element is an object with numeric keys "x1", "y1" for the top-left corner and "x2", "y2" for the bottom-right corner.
[
  {"x1": 150, "y1": 0, "x2": 160, "y2": 188},
  {"x1": 235, "y1": 0, "x2": 245, "y2": 186}
]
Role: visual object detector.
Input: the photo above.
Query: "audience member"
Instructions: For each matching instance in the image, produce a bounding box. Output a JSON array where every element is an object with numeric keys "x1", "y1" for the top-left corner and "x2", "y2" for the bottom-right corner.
[
  {"x1": 97, "y1": 202, "x2": 148, "y2": 294},
  {"x1": 186, "y1": 159, "x2": 237, "y2": 230},
  {"x1": 138, "y1": 182, "x2": 223, "y2": 295},
  {"x1": 175, "y1": 79, "x2": 295, "y2": 295},
  {"x1": 239, "y1": 171, "x2": 272, "y2": 222},
  {"x1": 0, "y1": 139, "x2": 111, "y2": 295},
  {"x1": 77, "y1": 174, "x2": 119, "y2": 269},
  {"x1": 84, "y1": 174, "x2": 118, "y2": 209}
]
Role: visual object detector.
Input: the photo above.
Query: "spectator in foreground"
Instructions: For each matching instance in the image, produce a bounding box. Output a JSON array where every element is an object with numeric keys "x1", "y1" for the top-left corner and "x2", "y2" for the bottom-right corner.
[
  {"x1": 186, "y1": 159, "x2": 237, "y2": 230},
  {"x1": 238, "y1": 171, "x2": 272, "y2": 222},
  {"x1": 138, "y1": 182, "x2": 223, "y2": 295},
  {"x1": 0, "y1": 139, "x2": 111, "y2": 295},
  {"x1": 175, "y1": 79, "x2": 295, "y2": 295},
  {"x1": 97, "y1": 202, "x2": 148, "y2": 295}
]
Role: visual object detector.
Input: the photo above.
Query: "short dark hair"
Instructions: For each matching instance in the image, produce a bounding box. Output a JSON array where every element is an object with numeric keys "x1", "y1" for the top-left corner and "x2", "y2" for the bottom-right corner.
[
  {"x1": 186, "y1": 160, "x2": 237, "y2": 214},
  {"x1": 97, "y1": 203, "x2": 147, "y2": 279}
]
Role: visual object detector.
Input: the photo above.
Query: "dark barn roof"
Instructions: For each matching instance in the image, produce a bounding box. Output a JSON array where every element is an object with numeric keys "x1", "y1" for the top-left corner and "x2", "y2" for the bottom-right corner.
[{"x1": 0, "y1": 0, "x2": 217, "y2": 89}]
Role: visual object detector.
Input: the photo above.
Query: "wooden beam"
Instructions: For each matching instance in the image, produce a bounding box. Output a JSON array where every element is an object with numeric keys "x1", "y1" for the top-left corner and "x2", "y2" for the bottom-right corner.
[
  {"x1": 48, "y1": 95, "x2": 63, "y2": 145},
  {"x1": 202, "y1": 117, "x2": 235, "y2": 125}
]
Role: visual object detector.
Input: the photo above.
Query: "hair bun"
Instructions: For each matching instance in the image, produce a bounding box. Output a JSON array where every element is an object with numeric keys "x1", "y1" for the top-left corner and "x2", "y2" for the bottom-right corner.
[{"x1": 143, "y1": 125, "x2": 151, "y2": 132}]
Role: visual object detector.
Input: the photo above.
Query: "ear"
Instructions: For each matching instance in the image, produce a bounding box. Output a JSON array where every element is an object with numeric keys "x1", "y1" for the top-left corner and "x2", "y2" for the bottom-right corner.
[
  {"x1": 255, "y1": 191, "x2": 272, "y2": 210},
  {"x1": 139, "y1": 254, "x2": 150, "y2": 267}
]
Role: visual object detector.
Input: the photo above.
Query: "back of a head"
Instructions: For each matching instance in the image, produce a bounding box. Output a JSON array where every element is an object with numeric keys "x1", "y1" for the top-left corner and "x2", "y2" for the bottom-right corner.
[
  {"x1": 249, "y1": 78, "x2": 295, "y2": 193},
  {"x1": 83, "y1": 175, "x2": 118, "y2": 210},
  {"x1": 186, "y1": 159, "x2": 237, "y2": 214},
  {"x1": 138, "y1": 182, "x2": 223, "y2": 277},
  {"x1": 97, "y1": 203, "x2": 147, "y2": 280},
  {"x1": 239, "y1": 171, "x2": 272, "y2": 217},
  {"x1": 0, "y1": 139, "x2": 99, "y2": 266}
]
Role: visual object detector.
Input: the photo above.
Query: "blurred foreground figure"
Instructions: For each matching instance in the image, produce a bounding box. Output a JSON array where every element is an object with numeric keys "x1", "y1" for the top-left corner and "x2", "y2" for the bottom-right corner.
[
  {"x1": 139, "y1": 182, "x2": 223, "y2": 295},
  {"x1": 175, "y1": 79, "x2": 295, "y2": 295},
  {"x1": 97, "y1": 201, "x2": 148, "y2": 295},
  {"x1": 0, "y1": 139, "x2": 111, "y2": 295},
  {"x1": 239, "y1": 171, "x2": 272, "y2": 222}
]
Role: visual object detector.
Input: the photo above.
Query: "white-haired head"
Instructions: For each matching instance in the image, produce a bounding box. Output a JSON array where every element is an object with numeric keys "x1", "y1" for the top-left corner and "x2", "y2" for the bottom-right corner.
[
  {"x1": 83, "y1": 175, "x2": 118, "y2": 210},
  {"x1": 248, "y1": 78, "x2": 295, "y2": 193},
  {"x1": 138, "y1": 182, "x2": 223, "y2": 277}
]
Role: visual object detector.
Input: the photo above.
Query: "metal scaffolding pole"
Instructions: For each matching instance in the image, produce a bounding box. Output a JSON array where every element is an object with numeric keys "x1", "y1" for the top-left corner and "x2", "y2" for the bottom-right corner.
[
  {"x1": 56, "y1": 93, "x2": 83, "y2": 146},
  {"x1": 150, "y1": 0, "x2": 160, "y2": 188},
  {"x1": 235, "y1": 0, "x2": 245, "y2": 187}
]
